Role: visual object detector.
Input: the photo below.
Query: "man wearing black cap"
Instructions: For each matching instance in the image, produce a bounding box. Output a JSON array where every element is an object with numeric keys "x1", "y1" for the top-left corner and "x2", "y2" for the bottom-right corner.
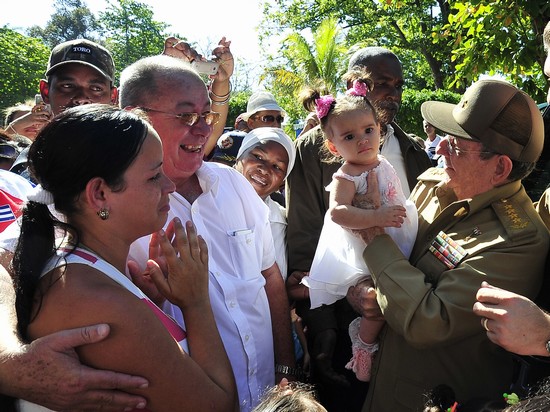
[
  {"x1": 39, "y1": 39, "x2": 118, "y2": 115},
  {"x1": 351, "y1": 79, "x2": 549, "y2": 411},
  {"x1": 10, "y1": 39, "x2": 118, "y2": 179}
]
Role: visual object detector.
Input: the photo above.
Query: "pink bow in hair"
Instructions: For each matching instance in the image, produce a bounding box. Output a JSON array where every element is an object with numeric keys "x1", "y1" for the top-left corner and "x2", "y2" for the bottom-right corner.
[
  {"x1": 346, "y1": 80, "x2": 369, "y2": 97},
  {"x1": 315, "y1": 95, "x2": 336, "y2": 119}
]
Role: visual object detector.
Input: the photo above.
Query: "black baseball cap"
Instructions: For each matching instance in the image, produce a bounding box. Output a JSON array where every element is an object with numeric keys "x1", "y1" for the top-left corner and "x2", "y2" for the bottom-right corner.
[{"x1": 46, "y1": 39, "x2": 115, "y2": 83}]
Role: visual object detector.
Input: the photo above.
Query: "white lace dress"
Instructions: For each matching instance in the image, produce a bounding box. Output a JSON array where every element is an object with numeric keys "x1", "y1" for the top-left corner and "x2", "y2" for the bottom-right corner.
[{"x1": 304, "y1": 157, "x2": 418, "y2": 309}]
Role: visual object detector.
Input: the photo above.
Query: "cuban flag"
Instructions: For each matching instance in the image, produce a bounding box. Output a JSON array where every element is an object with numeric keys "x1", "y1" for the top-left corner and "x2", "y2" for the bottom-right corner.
[{"x1": 0, "y1": 170, "x2": 34, "y2": 232}]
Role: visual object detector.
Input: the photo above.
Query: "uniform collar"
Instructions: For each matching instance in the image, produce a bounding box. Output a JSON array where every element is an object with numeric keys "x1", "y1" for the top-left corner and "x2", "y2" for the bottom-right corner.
[{"x1": 437, "y1": 179, "x2": 523, "y2": 217}]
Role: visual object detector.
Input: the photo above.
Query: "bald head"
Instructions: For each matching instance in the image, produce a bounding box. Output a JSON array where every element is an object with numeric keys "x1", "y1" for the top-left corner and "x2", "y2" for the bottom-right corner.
[
  {"x1": 347, "y1": 47, "x2": 401, "y2": 71},
  {"x1": 119, "y1": 55, "x2": 201, "y2": 108}
]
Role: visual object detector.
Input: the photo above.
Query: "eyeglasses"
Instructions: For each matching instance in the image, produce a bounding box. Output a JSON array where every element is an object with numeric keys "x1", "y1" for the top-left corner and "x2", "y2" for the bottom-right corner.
[
  {"x1": 141, "y1": 108, "x2": 220, "y2": 126},
  {"x1": 252, "y1": 114, "x2": 284, "y2": 124},
  {"x1": 444, "y1": 137, "x2": 494, "y2": 157}
]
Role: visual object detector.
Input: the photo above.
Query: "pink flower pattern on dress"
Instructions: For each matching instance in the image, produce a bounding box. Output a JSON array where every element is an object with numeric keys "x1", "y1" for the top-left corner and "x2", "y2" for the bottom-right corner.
[{"x1": 384, "y1": 181, "x2": 399, "y2": 205}]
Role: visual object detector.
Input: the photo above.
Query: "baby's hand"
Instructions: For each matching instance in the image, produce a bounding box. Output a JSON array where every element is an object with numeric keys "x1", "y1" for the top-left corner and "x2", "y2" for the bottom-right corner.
[{"x1": 376, "y1": 205, "x2": 406, "y2": 228}]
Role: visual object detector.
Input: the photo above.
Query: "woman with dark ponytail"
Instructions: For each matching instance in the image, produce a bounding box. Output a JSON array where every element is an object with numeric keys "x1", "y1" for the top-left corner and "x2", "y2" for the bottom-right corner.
[{"x1": 13, "y1": 104, "x2": 237, "y2": 412}]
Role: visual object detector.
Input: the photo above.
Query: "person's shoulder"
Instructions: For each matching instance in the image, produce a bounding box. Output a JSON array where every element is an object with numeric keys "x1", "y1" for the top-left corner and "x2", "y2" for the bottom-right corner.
[
  {"x1": 409, "y1": 167, "x2": 446, "y2": 202},
  {"x1": 491, "y1": 187, "x2": 548, "y2": 242},
  {"x1": 294, "y1": 125, "x2": 324, "y2": 149},
  {"x1": 206, "y1": 160, "x2": 246, "y2": 182},
  {"x1": 408, "y1": 133, "x2": 425, "y2": 147},
  {"x1": 416, "y1": 166, "x2": 447, "y2": 183},
  {"x1": 207, "y1": 161, "x2": 265, "y2": 201},
  {"x1": 205, "y1": 160, "x2": 234, "y2": 172},
  {"x1": 266, "y1": 195, "x2": 286, "y2": 219}
]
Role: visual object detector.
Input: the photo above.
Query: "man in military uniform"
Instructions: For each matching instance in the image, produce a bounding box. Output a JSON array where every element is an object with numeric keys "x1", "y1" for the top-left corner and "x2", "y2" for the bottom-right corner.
[
  {"x1": 352, "y1": 79, "x2": 549, "y2": 412},
  {"x1": 471, "y1": 21, "x2": 550, "y2": 384}
]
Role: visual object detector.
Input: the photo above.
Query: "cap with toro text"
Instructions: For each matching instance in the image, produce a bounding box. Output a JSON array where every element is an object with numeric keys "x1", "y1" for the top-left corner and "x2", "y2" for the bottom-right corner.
[
  {"x1": 46, "y1": 39, "x2": 115, "y2": 83},
  {"x1": 421, "y1": 79, "x2": 544, "y2": 162}
]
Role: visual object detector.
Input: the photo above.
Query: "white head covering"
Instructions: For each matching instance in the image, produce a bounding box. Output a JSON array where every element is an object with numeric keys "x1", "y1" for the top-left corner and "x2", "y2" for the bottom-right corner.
[{"x1": 236, "y1": 127, "x2": 296, "y2": 179}]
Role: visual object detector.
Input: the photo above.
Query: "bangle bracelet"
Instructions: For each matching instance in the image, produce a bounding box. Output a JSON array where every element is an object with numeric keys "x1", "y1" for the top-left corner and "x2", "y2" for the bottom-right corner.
[
  {"x1": 209, "y1": 80, "x2": 232, "y2": 100},
  {"x1": 211, "y1": 96, "x2": 230, "y2": 105}
]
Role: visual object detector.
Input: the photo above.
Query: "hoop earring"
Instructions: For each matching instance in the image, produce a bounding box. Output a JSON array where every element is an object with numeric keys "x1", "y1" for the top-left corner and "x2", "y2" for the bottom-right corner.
[{"x1": 97, "y1": 208, "x2": 109, "y2": 220}]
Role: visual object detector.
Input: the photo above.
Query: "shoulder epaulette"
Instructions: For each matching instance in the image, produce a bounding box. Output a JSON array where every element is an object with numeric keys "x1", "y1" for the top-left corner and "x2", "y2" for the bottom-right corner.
[
  {"x1": 491, "y1": 197, "x2": 537, "y2": 241},
  {"x1": 417, "y1": 167, "x2": 447, "y2": 183}
]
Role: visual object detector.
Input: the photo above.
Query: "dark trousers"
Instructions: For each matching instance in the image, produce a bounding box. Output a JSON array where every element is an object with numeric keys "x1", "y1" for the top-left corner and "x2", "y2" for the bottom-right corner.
[{"x1": 296, "y1": 297, "x2": 369, "y2": 412}]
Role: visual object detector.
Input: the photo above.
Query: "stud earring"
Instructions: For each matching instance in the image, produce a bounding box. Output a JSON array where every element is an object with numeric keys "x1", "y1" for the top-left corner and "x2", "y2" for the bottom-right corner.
[{"x1": 97, "y1": 208, "x2": 109, "y2": 220}]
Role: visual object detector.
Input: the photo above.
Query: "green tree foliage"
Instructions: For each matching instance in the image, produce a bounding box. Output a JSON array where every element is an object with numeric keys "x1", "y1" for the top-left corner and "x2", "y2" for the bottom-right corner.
[
  {"x1": 26, "y1": 0, "x2": 100, "y2": 48},
  {"x1": 261, "y1": 0, "x2": 550, "y2": 100},
  {"x1": 275, "y1": 16, "x2": 347, "y2": 94},
  {"x1": 439, "y1": 1, "x2": 550, "y2": 101},
  {"x1": 262, "y1": 16, "x2": 349, "y2": 126},
  {"x1": 398, "y1": 88, "x2": 461, "y2": 138},
  {"x1": 227, "y1": 90, "x2": 251, "y2": 127},
  {"x1": 0, "y1": 28, "x2": 50, "y2": 110},
  {"x1": 98, "y1": 0, "x2": 169, "y2": 80},
  {"x1": 261, "y1": 0, "x2": 455, "y2": 91}
]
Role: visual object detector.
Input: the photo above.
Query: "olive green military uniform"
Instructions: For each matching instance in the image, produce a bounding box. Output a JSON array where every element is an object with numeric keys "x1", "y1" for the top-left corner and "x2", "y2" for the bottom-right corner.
[{"x1": 362, "y1": 168, "x2": 550, "y2": 412}]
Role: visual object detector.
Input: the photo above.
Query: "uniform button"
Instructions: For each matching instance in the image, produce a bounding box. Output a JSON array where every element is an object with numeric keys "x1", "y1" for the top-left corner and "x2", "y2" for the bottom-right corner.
[{"x1": 245, "y1": 334, "x2": 250, "y2": 342}]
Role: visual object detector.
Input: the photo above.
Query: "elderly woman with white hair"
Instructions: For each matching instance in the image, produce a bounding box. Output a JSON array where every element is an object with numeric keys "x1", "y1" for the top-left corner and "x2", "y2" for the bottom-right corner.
[{"x1": 234, "y1": 127, "x2": 296, "y2": 281}]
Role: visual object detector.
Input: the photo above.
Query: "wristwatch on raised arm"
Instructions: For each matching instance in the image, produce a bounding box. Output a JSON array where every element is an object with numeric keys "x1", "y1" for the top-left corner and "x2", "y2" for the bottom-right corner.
[{"x1": 275, "y1": 363, "x2": 301, "y2": 377}]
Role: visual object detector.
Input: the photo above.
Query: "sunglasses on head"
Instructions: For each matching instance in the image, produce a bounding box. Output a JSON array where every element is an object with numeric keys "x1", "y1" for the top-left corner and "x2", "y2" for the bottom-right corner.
[
  {"x1": 0, "y1": 144, "x2": 19, "y2": 160},
  {"x1": 253, "y1": 114, "x2": 284, "y2": 124}
]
